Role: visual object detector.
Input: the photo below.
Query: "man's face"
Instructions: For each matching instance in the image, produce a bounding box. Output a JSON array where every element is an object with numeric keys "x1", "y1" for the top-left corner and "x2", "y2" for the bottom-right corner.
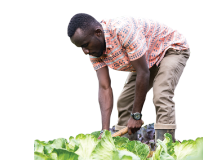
[{"x1": 70, "y1": 27, "x2": 106, "y2": 57}]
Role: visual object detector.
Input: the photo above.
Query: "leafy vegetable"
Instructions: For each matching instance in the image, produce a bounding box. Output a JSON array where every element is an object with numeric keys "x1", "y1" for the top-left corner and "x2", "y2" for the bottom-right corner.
[
  {"x1": 173, "y1": 136, "x2": 203, "y2": 160},
  {"x1": 152, "y1": 133, "x2": 203, "y2": 160},
  {"x1": 34, "y1": 130, "x2": 147, "y2": 160},
  {"x1": 136, "y1": 123, "x2": 155, "y2": 151},
  {"x1": 34, "y1": 126, "x2": 203, "y2": 160}
]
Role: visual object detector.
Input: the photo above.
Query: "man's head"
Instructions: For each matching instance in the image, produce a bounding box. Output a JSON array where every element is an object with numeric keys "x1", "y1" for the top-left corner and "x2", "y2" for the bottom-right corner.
[{"x1": 68, "y1": 13, "x2": 106, "y2": 57}]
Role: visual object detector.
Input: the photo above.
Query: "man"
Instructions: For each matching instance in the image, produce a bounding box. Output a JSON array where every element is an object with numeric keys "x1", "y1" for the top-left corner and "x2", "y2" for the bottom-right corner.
[{"x1": 67, "y1": 13, "x2": 190, "y2": 142}]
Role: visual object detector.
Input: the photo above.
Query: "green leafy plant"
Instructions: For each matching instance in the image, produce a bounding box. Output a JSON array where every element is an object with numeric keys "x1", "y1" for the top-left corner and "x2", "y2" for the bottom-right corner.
[
  {"x1": 34, "y1": 130, "x2": 203, "y2": 160},
  {"x1": 151, "y1": 133, "x2": 203, "y2": 160}
]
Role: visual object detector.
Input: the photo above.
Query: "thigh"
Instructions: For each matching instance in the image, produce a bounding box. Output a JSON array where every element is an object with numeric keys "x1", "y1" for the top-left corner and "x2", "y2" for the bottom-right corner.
[
  {"x1": 118, "y1": 72, "x2": 137, "y2": 108},
  {"x1": 154, "y1": 48, "x2": 190, "y2": 92},
  {"x1": 153, "y1": 48, "x2": 190, "y2": 125},
  {"x1": 122, "y1": 72, "x2": 137, "y2": 99}
]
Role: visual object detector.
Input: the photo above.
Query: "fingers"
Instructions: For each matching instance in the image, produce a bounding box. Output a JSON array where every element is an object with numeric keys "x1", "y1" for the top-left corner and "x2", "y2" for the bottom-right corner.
[
  {"x1": 128, "y1": 131, "x2": 136, "y2": 135},
  {"x1": 128, "y1": 128, "x2": 139, "y2": 134},
  {"x1": 128, "y1": 127, "x2": 140, "y2": 135},
  {"x1": 128, "y1": 127, "x2": 132, "y2": 135},
  {"x1": 132, "y1": 129, "x2": 137, "y2": 134}
]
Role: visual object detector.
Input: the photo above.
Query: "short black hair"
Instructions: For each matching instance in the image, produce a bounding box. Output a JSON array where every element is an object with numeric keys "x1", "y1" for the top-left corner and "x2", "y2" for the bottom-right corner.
[{"x1": 67, "y1": 13, "x2": 100, "y2": 37}]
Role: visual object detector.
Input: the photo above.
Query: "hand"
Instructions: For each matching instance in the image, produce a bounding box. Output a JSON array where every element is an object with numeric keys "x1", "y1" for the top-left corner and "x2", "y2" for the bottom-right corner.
[
  {"x1": 98, "y1": 132, "x2": 103, "y2": 139},
  {"x1": 127, "y1": 117, "x2": 143, "y2": 135}
]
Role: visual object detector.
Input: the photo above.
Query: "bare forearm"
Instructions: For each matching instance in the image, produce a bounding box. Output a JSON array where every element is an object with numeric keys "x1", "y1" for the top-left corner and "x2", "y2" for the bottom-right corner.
[
  {"x1": 99, "y1": 86, "x2": 113, "y2": 130},
  {"x1": 132, "y1": 73, "x2": 149, "y2": 113}
]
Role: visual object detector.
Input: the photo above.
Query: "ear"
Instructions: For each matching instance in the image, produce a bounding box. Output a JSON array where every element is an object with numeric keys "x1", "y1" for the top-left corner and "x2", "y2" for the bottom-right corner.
[{"x1": 94, "y1": 27, "x2": 103, "y2": 37}]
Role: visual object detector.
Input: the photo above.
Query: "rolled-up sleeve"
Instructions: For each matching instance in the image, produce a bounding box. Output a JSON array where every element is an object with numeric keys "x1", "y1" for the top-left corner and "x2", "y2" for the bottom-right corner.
[{"x1": 89, "y1": 56, "x2": 107, "y2": 71}]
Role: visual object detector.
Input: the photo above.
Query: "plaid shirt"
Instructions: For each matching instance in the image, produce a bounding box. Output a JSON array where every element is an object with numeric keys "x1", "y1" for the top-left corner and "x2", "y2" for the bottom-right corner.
[{"x1": 89, "y1": 17, "x2": 189, "y2": 71}]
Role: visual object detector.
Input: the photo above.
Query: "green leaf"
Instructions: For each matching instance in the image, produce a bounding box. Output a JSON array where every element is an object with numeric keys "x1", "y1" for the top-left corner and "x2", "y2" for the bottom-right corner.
[
  {"x1": 91, "y1": 130, "x2": 116, "y2": 160},
  {"x1": 173, "y1": 137, "x2": 203, "y2": 160},
  {"x1": 126, "y1": 140, "x2": 149, "y2": 160},
  {"x1": 151, "y1": 133, "x2": 177, "y2": 160},
  {"x1": 151, "y1": 134, "x2": 203, "y2": 160},
  {"x1": 34, "y1": 129, "x2": 203, "y2": 160},
  {"x1": 51, "y1": 148, "x2": 78, "y2": 160},
  {"x1": 34, "y1": 152, "x2": 53, "y2": 160},
  {"x1": 65, "y1": 133, "x2": 100, "y2": 159},
  {"x1": 34, "y1": 140, "x2": 47, "y2": 153}
]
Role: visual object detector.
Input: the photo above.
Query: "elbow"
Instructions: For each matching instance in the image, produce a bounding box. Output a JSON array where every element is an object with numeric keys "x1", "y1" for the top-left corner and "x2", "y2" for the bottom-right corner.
[{"x1": 137, "y1": 69, "x2": 150, "y2": 80}]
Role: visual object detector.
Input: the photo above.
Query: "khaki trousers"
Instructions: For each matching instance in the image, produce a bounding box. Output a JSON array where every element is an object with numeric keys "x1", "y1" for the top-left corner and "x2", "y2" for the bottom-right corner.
[{"x1": 115, "y1": 48, "x2": 190, "y2": 130}]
